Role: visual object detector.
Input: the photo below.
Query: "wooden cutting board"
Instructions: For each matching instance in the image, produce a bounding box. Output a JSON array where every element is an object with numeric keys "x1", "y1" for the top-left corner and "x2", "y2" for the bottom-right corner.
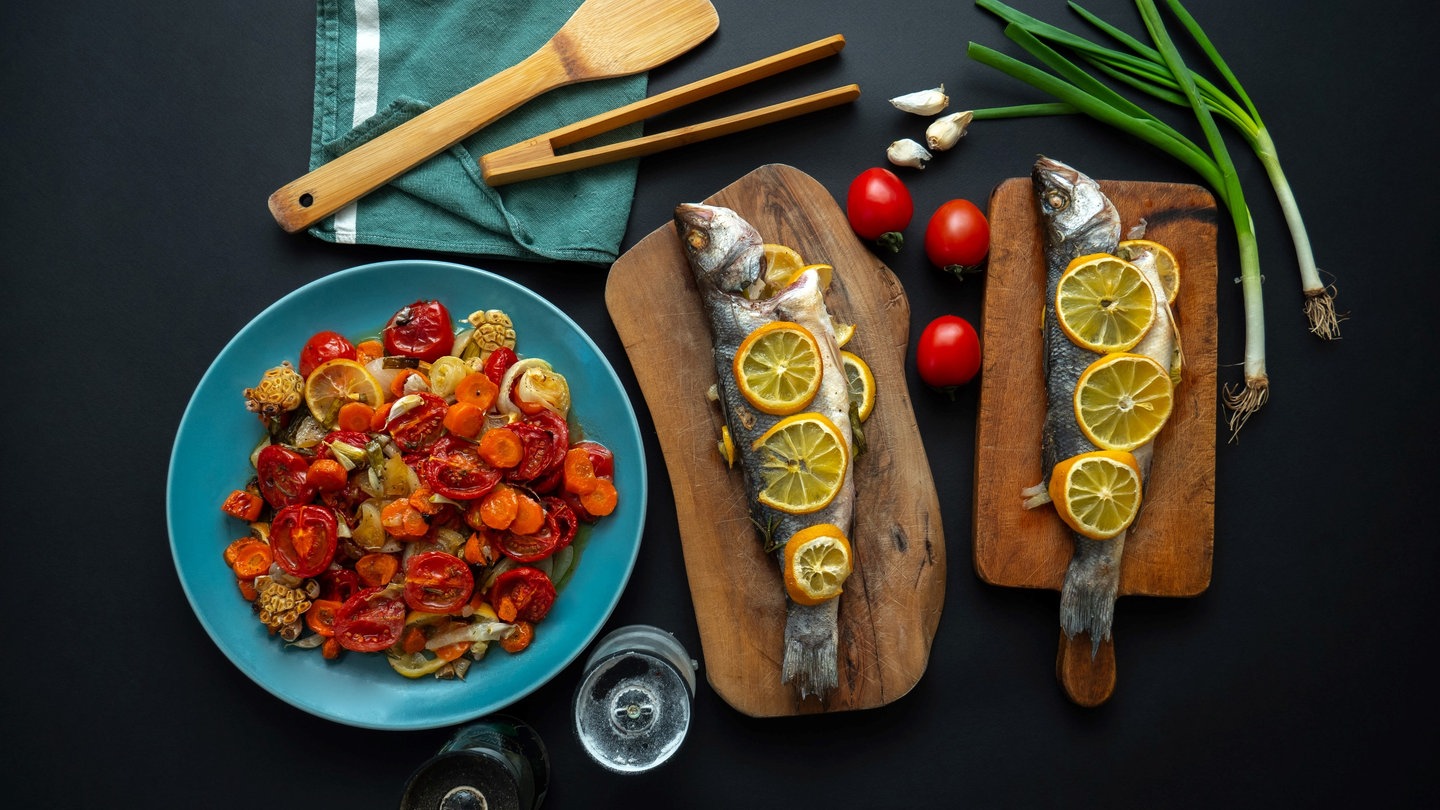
[
  {"x1": 973, "y1": 176, "x2": 1218, "y2": 706},
  {"x1": 607, "y1": 164, "x2": 945, "y2": 717}
]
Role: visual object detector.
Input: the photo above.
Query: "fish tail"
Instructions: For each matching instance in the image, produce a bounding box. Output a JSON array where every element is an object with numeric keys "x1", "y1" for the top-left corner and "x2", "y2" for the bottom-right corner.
[
  {"x1": 1059, "y1": 533, "x2": 1126, "y2": 656},
  {"x1": 781, "y1": 600, "x2": 839, "y2": 698}
]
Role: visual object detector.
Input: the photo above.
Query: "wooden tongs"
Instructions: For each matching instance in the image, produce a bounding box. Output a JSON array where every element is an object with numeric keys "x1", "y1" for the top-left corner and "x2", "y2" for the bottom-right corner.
[{"x1": 480, "y1": 35, "x2": 858, "y2": 186}]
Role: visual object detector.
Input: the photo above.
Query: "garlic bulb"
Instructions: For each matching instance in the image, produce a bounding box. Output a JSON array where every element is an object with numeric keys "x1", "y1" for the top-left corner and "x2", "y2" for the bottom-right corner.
[
  {"x1": 889, "y1": 85, "x2": 949, "y2": 115},
  {"x1": 887, "y1": 138, "x2": 932, "y2": 169},
  {"x1": 925, "y1": 111, "x2": 974, "y2": 151}
]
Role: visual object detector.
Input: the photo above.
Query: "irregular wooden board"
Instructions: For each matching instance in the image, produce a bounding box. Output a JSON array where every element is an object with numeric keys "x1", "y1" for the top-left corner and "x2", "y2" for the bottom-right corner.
[
  {"x1": 974, "y1": 177, "x2": 1217, "y2": 598},
  {"x1": 607, "y1": 164, "x2": 945, "y2": 717}
]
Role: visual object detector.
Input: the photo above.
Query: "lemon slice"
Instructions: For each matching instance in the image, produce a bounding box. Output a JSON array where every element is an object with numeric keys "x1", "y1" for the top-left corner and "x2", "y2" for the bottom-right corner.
[
  {"x1": 1055, "y1": 253, "x2": 1157, "y2": 353},
  {"x1": 733, "y1": 321, "x2": 823, "y2": 416},
  {"x1": 841, "y1": 351, "x2": 875, "y2": 422},
  {"x1": 751, "y1": 413, "x2": 850, "y2": 514},
  {"x1": 1073, "y1": 352, "x2": 1175, "y2": 452},
  {"x1": 761, "y1": 244, "x2": 806, "y2": 294},
  {"x1": 790, "y1": 263, "x2": 834, "y2": 291},
  {"x1": 1116, "y1": 239, "x2": 1180, "y2": 304},
  {"x1": 717, "y1": 425, "x2": 736, "y2": 468},
  {"x1": 304, "y1": 358, "x2": 386, "y2": 427},
  {"x1": 831, "y1": 319, "x2": 856, "y2": 348},
  {"x1": 1048, "y1": 450, "x2": 1143, "y2": 540},
  {"x1": 782, "y1": 523, "x2": 853, "y2": 606}
]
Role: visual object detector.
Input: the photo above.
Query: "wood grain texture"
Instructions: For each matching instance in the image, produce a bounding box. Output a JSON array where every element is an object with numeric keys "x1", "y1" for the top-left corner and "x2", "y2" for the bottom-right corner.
[
  {"x1": 607, "y1": 164, "x2": 944, "y2": 717},
  {"x1": 974, "y1": 176, "x2": 1218, "y2": 705}
]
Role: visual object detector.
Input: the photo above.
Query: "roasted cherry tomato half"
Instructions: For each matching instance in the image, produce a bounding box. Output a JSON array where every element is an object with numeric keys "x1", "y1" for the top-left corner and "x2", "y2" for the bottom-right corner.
[
  {"x1": 846, "y1": 167, "x2": 914, "y2": 253},
  {"x1": 482, "y1": 346, "x2": 518, "y2": 386},
  {"x1": 572, "y1": 440, "x2": 615, "y2": 478},
  {"x1": 923, "y1": 199, "x2": 990, "y2": 278},
  {"x1": 382, "y1": 299, "x2": 455, "y2": 363},
  {"x1": 489, "y1": 566, "x2": 557, "y2": 623},
  {"x1": 318, "y1": 567, "x2": 361, "y2": 603},
  {"x1": 916, "y1": 314, "x2": 982, "y2": 392},
  {"x1": 299, "y1": 330, "x2": 358, "y2": 377},
  {"x1": 421, "y1": 437, "x2": 502, "y2": 500},
  {"x1": 270, "y1": 504, "x2": 339, "y2": 578},
  {"x1": 384, "y1": 392, "x2": 449, "y2": 453},
  {"x1": 334, "y1": 587, "x2": 408, "y2": 652},
  {"x1": 403, "y1": 550, "x2": 475, "y2": 615},
  {"x1": 503, "y1": 413, "x2": 568, "y2": 483},
  {"x1": 255, "y1": 444, "x2": 315, "y2": 508}
]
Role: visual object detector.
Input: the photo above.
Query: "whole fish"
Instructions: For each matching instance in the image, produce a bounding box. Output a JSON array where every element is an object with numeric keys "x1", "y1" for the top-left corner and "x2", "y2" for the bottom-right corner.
[
  {"x1": 1028, "y1": 157, "x2": 1174, "y2": 654},
  {"x1": 674, "y1": 203, "x2": 855, "y2": 699}
]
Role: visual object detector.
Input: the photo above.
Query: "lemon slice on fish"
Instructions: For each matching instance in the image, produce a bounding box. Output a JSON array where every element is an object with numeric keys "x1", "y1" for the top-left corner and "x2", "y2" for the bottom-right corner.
[
  {"x1": 1055, "y1": 253, "x2": 1157, "y2": 353},
  {"x1": 831, "y1": 319, "x2": 855, "y2": 348},
  {"x1": 304, "y1": 359, "x2": 386, "y2": 427},
  {"x1": 733, "y1": 321, "x2": 824, "y2": 416},
  {"x1": 782, "y1": 523, "x2": 853, "y2": 606},
  {"x1": 751, "y1": 412, "x2": 850, "y2": 514},
  {"x1": 762, "y1": 244, "x2": 806, "y2": 295},
  {"x1": 1073, "y1": 352, "x2": 1174, "y2": 452},
  {"x1": 1116, "y1": 239, "x2": 1181, "y2": 304},
  {"x1": 841, "y1": 351, "x2": 875, "y2": 422},
  {"x1": 1048, "y1": 450, "x2": 1143, "y2": 540}
]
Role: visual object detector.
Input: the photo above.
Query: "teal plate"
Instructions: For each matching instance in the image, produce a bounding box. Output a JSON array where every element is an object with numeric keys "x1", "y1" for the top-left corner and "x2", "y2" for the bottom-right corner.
[{"x1": 167, "y1": 260, "x2": 646, "y2": 730}]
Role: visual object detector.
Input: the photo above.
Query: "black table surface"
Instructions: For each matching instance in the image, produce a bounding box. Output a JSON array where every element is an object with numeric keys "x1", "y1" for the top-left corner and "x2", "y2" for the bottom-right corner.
[{"x1": 4, "y1": 1, "x2": 1436, "y2": 806}]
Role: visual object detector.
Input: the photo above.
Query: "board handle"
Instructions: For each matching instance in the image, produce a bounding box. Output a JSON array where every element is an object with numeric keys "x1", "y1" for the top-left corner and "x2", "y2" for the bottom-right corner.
[{"x1": 1056, "y1": 631, "x2": 1116, "y2": 707}]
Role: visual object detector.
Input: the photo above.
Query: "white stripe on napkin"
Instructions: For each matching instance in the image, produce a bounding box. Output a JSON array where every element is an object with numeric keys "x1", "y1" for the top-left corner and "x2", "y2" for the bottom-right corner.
[{"x1": 335, "y1": 0, "x2": 381, "y2": 243}]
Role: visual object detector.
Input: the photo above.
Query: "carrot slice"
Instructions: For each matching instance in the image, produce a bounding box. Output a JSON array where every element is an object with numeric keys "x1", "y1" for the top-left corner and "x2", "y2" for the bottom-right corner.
[
  {"x1": 220, "y1": 490, "x2": 264, "y2": 521},
  {"x1": 499, "y1": 621, "x2": 534, "y2": 654},
  {"x1": 390, "y1": 369, "x2": 429, "y2": 398},
  {"x1": 443, "y1": 401, "x2": 486, "y2": 439},
  {"x1": 355, "y1": 340, "x2": 385, "y2": 365},
  {"x1": 476, "y1": 484, "x2": 519, "y2": 530},
  {"x1": 380, "y1": 499, "x2": 429, "y2": 539},
  {"x1": 355, "y1": 552, "x2": 400, "y2": 587},
  {"x1": 229, "y1": 539, "x2": 273, "y2": 580},
  {"x1": 562, "y1": 447, "x2": 599, "y2": 495},
  {"x1": 455, "y1": 372, "x2": 499, "y2": 410},
  {"x1": 509, "y1": 492, "x2": 545, "y2": 535},
  {"x1": 337, "y1": 400, "x2": 375, "y2": 432},
  {"x1": 579, "y1": 478, "x2": 618, "y2": 517},
  {"x1": 400, "y1": 624, "x2": 428, "y2": 655},
  {"x1": 478, "y1": 427, "x2": 524, "y2": 469},
  {"x1": 307, "y1": 458, "x2": 348, "y2": 493}
]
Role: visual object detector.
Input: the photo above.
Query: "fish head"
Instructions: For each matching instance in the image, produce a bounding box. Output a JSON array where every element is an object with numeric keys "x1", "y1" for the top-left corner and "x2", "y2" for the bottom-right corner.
[
  {"x1": 674, "y1": 203, "x2": 764, "y2": 294},
  {"x1": 1031, "y1": 157, "x2": 1120, "y2": 248}
]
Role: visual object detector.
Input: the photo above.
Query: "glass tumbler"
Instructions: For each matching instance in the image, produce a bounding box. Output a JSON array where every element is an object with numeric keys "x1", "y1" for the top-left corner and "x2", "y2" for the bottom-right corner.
[
  {"x1": 400, "y1": 715, "x2": 549, "y2": 810},
  {"x1": 572, "y1": 625, "x2": 698, "y2": 774}
]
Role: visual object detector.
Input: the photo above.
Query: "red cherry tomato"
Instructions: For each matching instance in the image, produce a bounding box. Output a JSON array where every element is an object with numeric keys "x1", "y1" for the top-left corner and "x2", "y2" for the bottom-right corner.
[
  {"x1": 482, "y1": 346, "x2": 518, "y2": 386},
  {"x1": 334, "y1": 587, "x2": 407, "y2": 652},
  {"x1": 489, "y1": 566, "x2": 557, "y2": 623},
  {"x1": 270, "y1": 504, "x2": 339, "y2": 578},
  {"x1": 318, "y1": 567, "x2": 360, "y2": 603},
  {"x1": 298, "y1": 330, "x2": 358, "y2": 377},
  {"x1": 420, "y1": 437, "x2": 502, "y2": 500},
  {"x1": 846, "y1": 167, "x2": 914, "y2": 252},
  {"x1": 572, "y1": 440, "x2": 614, "y2": 478},
  {"x1": 916, "y1": 315, "x2": 982, "y2": 392},
  {"x1": 403, "y1": 551, "x2": 475, "y2": 615},
  {"x1": 255, "y1": 444, "x2": 315, "y2": 508},
  {"x1": 384, "y1": 392, "x2": 449, "y2": 453},
  {"x1": 382, "y1": 300, "x2": 455, "y2": 363},
  {"x1": 923, "y1": 199, "x2": 990, "y2": 278}
]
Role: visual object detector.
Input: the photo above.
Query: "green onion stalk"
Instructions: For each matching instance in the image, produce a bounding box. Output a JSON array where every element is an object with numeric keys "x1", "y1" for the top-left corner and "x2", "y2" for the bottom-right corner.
[{"x1": 965, "y1": 0, "x2": 1303, "y2": 437}]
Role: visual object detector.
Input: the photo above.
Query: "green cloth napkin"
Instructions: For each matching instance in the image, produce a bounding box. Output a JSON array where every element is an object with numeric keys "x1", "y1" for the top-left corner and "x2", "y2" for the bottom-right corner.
[{"x1": 306, "y1": 0, "x2": 648, "y2": 263}]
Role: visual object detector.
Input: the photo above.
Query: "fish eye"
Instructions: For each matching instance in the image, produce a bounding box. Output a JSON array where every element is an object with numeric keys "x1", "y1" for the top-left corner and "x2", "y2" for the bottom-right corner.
[
  {"x1": 685, "y1": 229, "x2": 707, "y2": 250},
  {"x1": 1045, "y1": 190, "x2": 1069, "y2": 211}
]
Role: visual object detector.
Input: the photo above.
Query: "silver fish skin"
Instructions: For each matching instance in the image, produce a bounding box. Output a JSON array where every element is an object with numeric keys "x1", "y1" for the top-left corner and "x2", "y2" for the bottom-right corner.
[
  {"x1": 674, "y1": 203, "x2": 855, "y2": 699},
  {"x1": 1030, "y1": 157, "x2": 1126, "y2": 652}
]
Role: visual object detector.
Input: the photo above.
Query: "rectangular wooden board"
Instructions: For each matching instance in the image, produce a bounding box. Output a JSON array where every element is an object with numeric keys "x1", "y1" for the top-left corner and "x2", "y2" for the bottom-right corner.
[
  {"x1": 973, "y1": 177, "x2": 1217, "y2": 597},
  {"x1": 607, "y1": 164, "x2": 945, "y2": 717}
]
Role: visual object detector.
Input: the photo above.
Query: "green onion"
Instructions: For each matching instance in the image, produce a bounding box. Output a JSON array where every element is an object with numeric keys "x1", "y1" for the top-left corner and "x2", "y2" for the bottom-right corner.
[{"x1": 966, "y1": 0, "x2": 1311, "y2": 438}]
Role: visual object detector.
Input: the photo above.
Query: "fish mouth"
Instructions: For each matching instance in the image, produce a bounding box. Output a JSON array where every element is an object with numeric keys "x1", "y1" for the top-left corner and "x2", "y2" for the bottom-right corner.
[{"x1": 1031, "y1": 155, "x2": 1081, "y2": 195}]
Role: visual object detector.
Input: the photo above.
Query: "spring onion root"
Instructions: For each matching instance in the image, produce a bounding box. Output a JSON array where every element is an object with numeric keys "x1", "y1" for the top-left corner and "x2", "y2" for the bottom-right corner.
[{"x1": 968, "y1": 0, "x2": 1333, "y2": 438}]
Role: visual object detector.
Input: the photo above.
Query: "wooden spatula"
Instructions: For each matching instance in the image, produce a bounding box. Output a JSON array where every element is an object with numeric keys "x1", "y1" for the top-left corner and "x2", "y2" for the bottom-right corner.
[{"x1": 268, "y1": 0, "x2": 720, "y2": 233}]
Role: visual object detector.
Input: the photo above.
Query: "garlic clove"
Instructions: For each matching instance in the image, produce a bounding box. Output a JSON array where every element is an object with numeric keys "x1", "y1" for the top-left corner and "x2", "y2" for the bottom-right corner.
[
  {"x1": 887, "y1": 138, "x2": 933, "y2": 169},
  {"x1": 889, "y1": 85, "x2": 949, "y2": 116},
  {"x1": 925, "y1": 111, "x2": 974, "y2": 151}
]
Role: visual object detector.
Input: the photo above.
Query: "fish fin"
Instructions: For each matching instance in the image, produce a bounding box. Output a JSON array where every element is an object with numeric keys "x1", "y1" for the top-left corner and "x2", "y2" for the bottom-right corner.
[
  {"x1": 781, "y1": 600, "x2": 839, "y2": 699},
  {"x1": 1059, "y1": 533, "x2": 1125, "y2": 656}
]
